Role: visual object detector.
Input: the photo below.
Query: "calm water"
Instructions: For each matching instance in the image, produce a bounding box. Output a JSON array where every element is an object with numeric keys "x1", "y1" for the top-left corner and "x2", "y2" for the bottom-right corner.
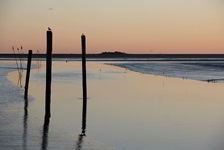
[{"x1": 1, "y1": 60, "x2": 224, "y2": 149}]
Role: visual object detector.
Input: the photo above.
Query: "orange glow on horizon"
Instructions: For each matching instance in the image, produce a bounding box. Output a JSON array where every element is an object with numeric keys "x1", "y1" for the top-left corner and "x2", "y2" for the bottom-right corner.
[{"x1": 0, "y1": 0, "x2": 223, "y2": 54}]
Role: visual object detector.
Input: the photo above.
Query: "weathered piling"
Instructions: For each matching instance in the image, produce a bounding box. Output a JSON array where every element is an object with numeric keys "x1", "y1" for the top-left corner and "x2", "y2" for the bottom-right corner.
[
  {"x1": 24, "y1": 50, "x2": 32, "y2": 99},
  {"x1": 81, "y1": 34, "x2": 87, "y2": 135},
  {"x1": 45, "y1": 29, "x2": 53, "y2": 119}
]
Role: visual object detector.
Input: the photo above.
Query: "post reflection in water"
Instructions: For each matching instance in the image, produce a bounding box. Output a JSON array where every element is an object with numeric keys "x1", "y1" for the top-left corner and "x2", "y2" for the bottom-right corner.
[
  {"x1": 75, "y1": 134, "x2": 84, "y2": 150},
  {"x1": 23, "y1": 98, "x2": 28, "y2": 150},
  {"x1": 41, "y1": 117, "x2": 50, "y2": 150}
]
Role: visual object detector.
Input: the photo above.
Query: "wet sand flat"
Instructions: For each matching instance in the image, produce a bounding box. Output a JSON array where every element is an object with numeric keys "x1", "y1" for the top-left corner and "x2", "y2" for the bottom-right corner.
[{"x1": 5, "y1": 61, "x2": 224, "y2": 150}]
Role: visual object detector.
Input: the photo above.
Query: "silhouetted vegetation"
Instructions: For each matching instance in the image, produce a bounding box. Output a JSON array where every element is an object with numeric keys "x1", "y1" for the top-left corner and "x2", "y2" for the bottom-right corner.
[{"x1": 100, "y1": 51, "x2": 127, "y2": 55}]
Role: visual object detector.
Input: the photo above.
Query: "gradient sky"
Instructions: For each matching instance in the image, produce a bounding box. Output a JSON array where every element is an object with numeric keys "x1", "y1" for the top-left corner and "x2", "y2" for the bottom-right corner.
[{"x1": 0, "y1": 0, "x2": 223, "y2": 54}]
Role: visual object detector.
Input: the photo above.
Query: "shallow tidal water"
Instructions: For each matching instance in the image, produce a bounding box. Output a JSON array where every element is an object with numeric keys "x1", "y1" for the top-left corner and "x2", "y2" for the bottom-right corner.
[{"x1": 2, "y1": 61, "x2": 224, "y2": 150}]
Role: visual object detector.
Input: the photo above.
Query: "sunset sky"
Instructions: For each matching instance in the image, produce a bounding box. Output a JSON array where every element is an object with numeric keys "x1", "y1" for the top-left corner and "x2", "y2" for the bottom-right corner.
[{"x1": 0, "y1": 0, "x2": 223, "y2": 54}]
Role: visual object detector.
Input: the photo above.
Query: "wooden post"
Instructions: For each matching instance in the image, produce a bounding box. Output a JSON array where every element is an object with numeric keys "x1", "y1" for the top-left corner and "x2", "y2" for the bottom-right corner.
[
  {"x1": 45, "y1": 29, "x2": 53, "y2": 119},
  {"x1": 24, "y1": 50, "x2": 32, "y2": 99},
  {"x1": 81, "y1": 34, "x2": 87, "y2": 135}
]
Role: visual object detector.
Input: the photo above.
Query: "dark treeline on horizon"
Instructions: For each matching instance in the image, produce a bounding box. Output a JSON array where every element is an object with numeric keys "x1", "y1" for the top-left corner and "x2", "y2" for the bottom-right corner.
[{"x1": 1, "y1": 53, "x2": 224, "y2": 60}]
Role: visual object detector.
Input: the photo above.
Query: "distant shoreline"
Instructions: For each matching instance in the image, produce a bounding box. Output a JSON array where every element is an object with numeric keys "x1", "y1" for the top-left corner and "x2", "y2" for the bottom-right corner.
[{"x1": 1, "y1": 54, "x2": 224, "y2": 61}]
